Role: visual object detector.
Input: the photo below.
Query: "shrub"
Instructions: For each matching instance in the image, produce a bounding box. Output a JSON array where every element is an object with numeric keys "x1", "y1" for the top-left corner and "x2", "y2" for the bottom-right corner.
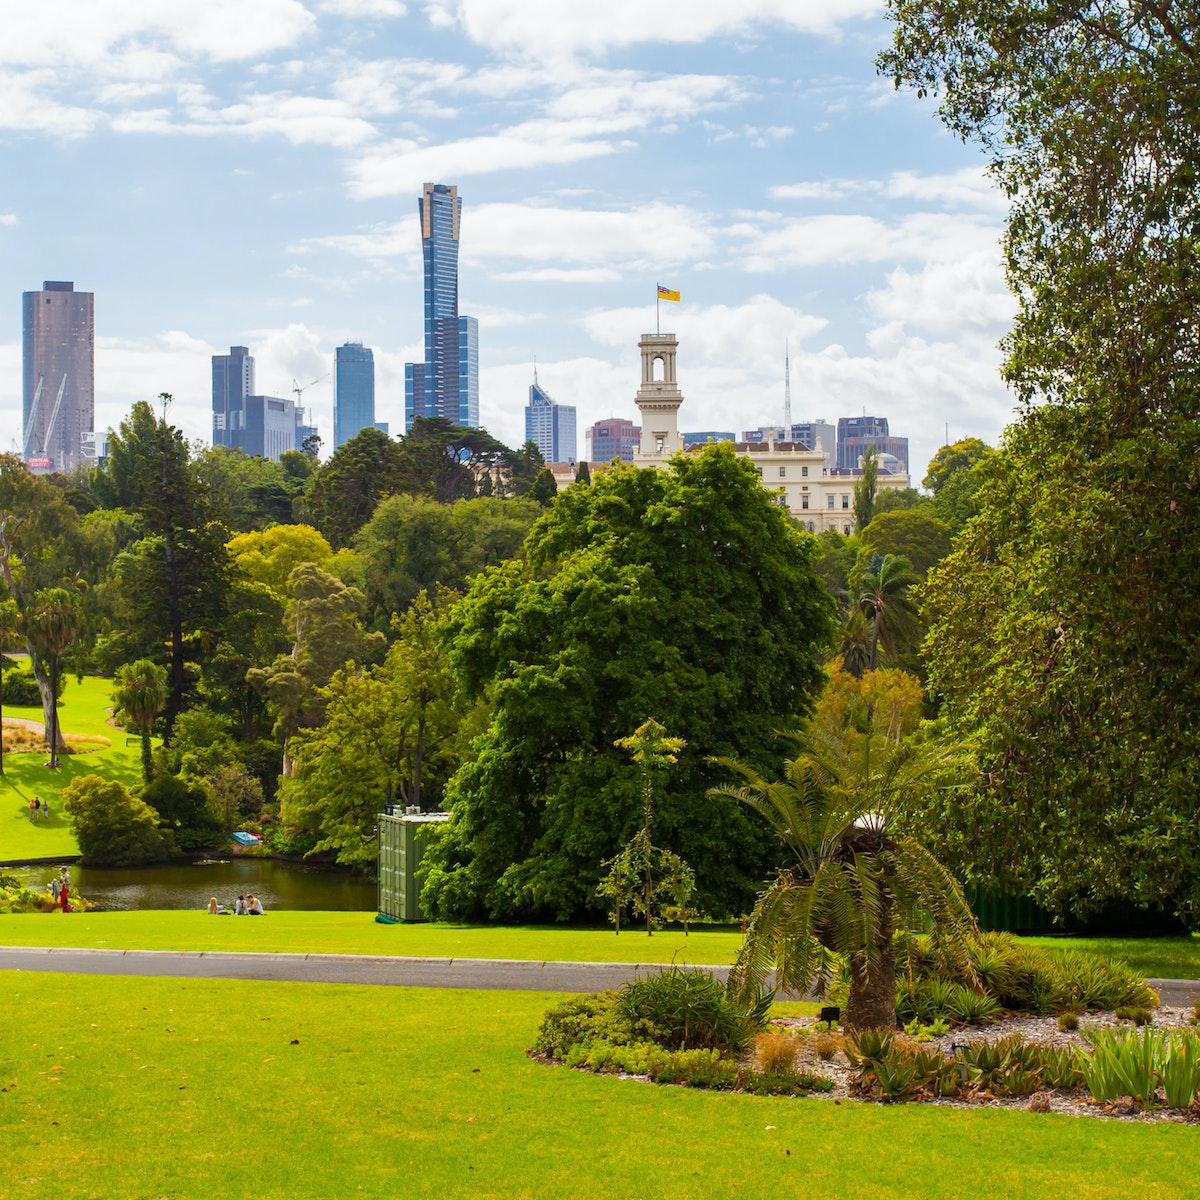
[
  {"x1": 810, "y1": 1031, "x2": 842, "y2": 1062},
  {"x1": 946, "y1": 985, "x2": 1001, "y2": 1025},
  {"x1": 2, "y1": 666, "x2": 61, "y2": 706},
  {"x1": 1158, "y1": 1032, "x2": 1200, "y2": 1108},
  {"x1": 1057, "y1": 1012, "x2": 1080, "y2": 1032},
  {"x1": 739, "y1": 1069, "x2": 834, "y2": 1096},
  {"x1": 615, "y1": 969, "x2": 769, "y2": 1053},
  {"x1": 754, "y1": 1030, "x2": 799, "y2": 1074},
  {"x1": 1077, "y1": 1027, "x2": 1159, "y2": 1103},
  {"x1": 533, "y1": 993, "x2": 629, "y2": 1059},
  {"x1": 62, "y1": 774, "x2": 171, "y2": 867},
  {"x1": 1114, "y1": 1006, "x2": 1153, "y2": 1026},
  {"x1": 897, "y1": 932, "x2": 1155, "y2": 1017}
]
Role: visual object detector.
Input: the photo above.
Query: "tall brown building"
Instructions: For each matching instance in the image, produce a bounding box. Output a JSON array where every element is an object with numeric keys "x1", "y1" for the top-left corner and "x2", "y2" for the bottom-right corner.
[{"x1": 22, "y1": 281, "x2": 94, "y2": 472}]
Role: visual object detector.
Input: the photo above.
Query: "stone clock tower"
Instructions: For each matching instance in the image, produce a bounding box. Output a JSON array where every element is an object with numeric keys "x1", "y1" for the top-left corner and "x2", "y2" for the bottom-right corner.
[{"x1": 633, "y1": 333, "x2": 684, "y2": 464}]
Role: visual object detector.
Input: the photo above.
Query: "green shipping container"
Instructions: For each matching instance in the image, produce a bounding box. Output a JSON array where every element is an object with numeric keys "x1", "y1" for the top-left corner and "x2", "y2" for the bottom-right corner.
[{"x1": 377, "y1": 811, "x2": 450, "y2": 922}]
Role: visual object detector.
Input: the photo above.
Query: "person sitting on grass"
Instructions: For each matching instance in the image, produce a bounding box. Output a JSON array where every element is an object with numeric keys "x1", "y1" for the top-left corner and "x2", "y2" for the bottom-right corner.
[
  {"x1": 207, "y1": 897, "x2": 219, "y2": 915},
  {"x1": 235, "y1": 895, "x2": 247, "y2": 915},
  {"x1": 247, "y1": 894, "x2": 264, "y2": 915}
]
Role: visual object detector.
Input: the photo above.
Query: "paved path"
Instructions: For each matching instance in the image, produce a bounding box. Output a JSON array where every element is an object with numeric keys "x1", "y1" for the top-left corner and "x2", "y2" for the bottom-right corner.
[
  {"x1": 0, "y1": 946, "x2": 740, "y2": 993},
  {"x1": 1, "y1": 947, "x2": 1196, "y2": 1006}
]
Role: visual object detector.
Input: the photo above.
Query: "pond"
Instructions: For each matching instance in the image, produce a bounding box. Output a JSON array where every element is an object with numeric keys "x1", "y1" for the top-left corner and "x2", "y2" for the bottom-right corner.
[{"x1": 7, "y1": 858, "x2": 376, "y2": 913}]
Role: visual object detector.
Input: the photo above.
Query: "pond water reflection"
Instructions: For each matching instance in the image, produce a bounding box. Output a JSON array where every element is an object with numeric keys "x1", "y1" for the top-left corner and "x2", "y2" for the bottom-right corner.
[{"x1": 9, "y1": 858, "x2": 375, "y2": 912}]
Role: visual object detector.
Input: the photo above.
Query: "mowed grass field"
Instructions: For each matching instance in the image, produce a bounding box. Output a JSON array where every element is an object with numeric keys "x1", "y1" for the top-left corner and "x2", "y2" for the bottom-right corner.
[
  {"x1": 1, "y1": 970, "x2": 1197, "y2": 1200},
  {"x1": 1, "y1": 673, "x2": 144, "y2": 862}
]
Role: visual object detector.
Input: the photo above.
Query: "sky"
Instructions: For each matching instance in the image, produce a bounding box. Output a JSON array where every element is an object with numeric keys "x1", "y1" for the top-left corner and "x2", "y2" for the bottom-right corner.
[{"x1": 0, "y1": 0, "x2": 1019, "y2": 482}]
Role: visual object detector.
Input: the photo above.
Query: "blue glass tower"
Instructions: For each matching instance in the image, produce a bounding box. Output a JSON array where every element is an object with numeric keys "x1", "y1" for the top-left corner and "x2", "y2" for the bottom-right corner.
[
  {"x1": 405, "y1": 183, "x2": 480, "y2": 430},
  {"x1": 525, "y1": 376, "x2": 577, "y2": 464},
  {"x1": 334, "y1": 342, "x2": 376, "y2": 448}
]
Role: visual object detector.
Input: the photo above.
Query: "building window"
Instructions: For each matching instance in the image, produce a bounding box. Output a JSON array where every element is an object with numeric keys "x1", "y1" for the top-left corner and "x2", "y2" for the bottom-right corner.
[
  {"x1": 801, "y1": 496, "x2": 809, "y2": 509},
  {"x1": 807, "y1": 521, "x2": 815, "y2": 532},
  {"x1": 844, "y1": 524, "x2": 851, "y2": 535},
  {"x1": 802, "y1": 466, "x2": 808, "y2": 478},
  {"x1": 828, "y1": 495, "x2": 835, "y2": 509},
  {"x1": 842, "y1": 495, "x2": 850, "y2": 509},
  {"x1": 778, "y1": 467, "x2": 786, "y2": 478}
]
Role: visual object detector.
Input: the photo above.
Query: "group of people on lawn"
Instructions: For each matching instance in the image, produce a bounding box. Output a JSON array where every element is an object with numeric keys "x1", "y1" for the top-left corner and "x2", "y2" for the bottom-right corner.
[
  {"x1": 48, "y1": 867, "x2": 71, "y2": 912},
  {"x1": 27, "y1": 796, "x2": 50, "y2": 822},
  {"x1": 207, "y1": 894, "x2": 264, "y2": 916}
]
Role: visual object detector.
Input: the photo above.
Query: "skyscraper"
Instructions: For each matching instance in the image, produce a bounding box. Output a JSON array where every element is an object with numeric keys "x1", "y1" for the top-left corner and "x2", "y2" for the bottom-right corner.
[
  {"x1": 404, "y1": 183, "x2": 480, "y2": 430},
  {"x1": 22, "y1": 280, "x2": 94, "y2": 472},
  {"x1": 524, "y1": 376, "x2": 577, "y2": 464},
  {"x1": 836, "y1": 415, "x2": 909, "y2": 473},
  {"x1": 212, "y1": 344, "x2": 311, "y2": 461},
  {"x1": 586, "y1": 418, "x2": 640, "y2": 464},
  {"x1": 334, "y1": 342, "x2": 376, "y2": 448},
  {"x1": 212, "y1": 345, "x2": 255, "y2": 449}
]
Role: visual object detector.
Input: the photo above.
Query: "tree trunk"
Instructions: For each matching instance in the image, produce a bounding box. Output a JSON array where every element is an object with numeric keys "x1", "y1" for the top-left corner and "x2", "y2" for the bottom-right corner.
[
  {"x1": 28, "y1": 647, "x2": 63, "y2": 753},
  {"x1": 844, "y1": 901, "x2": 896, "y2": 1030}
]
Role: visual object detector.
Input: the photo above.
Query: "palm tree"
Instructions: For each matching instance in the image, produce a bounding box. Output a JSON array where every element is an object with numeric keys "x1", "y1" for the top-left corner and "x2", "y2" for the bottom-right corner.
[
  {"x1": 857, "y1": 552, "x2": 920, "y2": 672},
  {"x1": 26, "y1": 587, "x2": 80, "y2": 768},
  {"x1": 112, "y1": 659, "x2": 168, "y2": 782},
  {"x1": 710, "y1": 729, "x2": 979, "y2": 1030}
]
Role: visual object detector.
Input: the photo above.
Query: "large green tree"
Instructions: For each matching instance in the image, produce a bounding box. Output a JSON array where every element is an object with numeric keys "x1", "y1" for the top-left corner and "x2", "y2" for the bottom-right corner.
[
  {"x1": 351, "y1": 494, "x2": 540, "y2": 625},
  {"x1": 0, "y1": 456, "x2": 111, "y2": 737},
  {"x1": 884, "y1": 2, "x2": 1200, "y2": 920},
  {"x1": 421, "y1": 444, "x2": 835, "y2": 922},
  {"x1": 279, "y1": 590, "x2": 478, "y2": 869},
  {"x1": 95, "y1": 399, "x2": 231, "y2": 738}
]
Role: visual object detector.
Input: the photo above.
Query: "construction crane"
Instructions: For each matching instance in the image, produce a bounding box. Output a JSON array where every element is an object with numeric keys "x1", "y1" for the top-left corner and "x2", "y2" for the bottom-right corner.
[{"x1": 292, "y1": 374, "x2": 329, "y2": 406}]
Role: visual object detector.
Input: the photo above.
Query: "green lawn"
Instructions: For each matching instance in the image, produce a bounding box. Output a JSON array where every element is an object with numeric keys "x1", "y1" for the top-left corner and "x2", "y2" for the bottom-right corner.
[
  {"x1": 1023, "y1": 935, "x2": 1200, "y2": 982},
  {"x1": 0, "y1": 971, "x2": 1195, "y2": 1200},
  {"x1": 0, "y1": 909, "x2": 746, "y2": 964},
  {"x1": 0, "y1": 673, "x2": 146, "y2": 862}
]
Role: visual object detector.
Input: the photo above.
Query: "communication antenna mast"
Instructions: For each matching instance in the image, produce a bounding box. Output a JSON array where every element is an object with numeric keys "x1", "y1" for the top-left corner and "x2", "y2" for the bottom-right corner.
[{"x1": 783, "y1": 339, "x2": 792, "y2": 435}]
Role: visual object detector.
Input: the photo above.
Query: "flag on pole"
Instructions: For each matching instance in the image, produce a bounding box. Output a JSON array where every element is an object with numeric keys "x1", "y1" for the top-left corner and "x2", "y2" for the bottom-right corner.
[{"x1": 657, "y1": 284, "x2": 681, "y2": 302}]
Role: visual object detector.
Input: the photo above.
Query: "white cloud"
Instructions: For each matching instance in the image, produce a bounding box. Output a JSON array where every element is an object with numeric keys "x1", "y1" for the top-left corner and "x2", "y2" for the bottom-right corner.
[
  {"x1": 769, "y1": 179, "x2": 875, "y2": 200},
  {"x1": 0, "y1": 1, "x2": 315, "y2": 68},
  {"x1": 113, "y1": 91, "x2": 380, "y2": 147},
  {"x1": 297, "y1": 200, "x2": 716, "y2": 276},
  {"x1": 735, "y1": 211, "x2": 1002, "y2": 272},
  {"x1": 0, "y1": 69, "x2": 101, "y2": 137},
  {"x1": 314, "y1": 0, "x2": 407, "y2": 16},
  {"x1": 884, "y1": 167, "x2": 1007, "y2": 213},
  {"x1": 0, "y1": 214, "x2": 17, "y2": 226},
  {"x1": 867, "y1": 251, "x2": 1015, "y2": 336},
  {"x1": 346, "y1": 122, "x2": 619, "y2": 198},
  {"x1": 424, "y1": 0, "x2": 880, "y2": 60}
]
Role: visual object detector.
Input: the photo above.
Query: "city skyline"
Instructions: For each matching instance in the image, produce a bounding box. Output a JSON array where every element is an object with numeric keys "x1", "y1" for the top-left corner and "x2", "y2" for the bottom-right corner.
[{"x1": 0, "y1": 3, "x2": 1017, "y2": 480}]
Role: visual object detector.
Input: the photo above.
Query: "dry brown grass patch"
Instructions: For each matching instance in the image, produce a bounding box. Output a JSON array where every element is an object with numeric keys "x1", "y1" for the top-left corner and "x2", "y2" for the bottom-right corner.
[{"x1": 754, "y1": 1029, "x2": 801, "y2": 1074}]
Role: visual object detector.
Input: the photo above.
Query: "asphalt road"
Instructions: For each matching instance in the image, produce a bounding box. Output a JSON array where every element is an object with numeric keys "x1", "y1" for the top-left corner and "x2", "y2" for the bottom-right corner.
[
  {"x1": 0, "y1": 947, "x2": 741, "y2": 993},
  {"x1": 1, "y1": 947, "x2": 1196, "y2": 1007}
]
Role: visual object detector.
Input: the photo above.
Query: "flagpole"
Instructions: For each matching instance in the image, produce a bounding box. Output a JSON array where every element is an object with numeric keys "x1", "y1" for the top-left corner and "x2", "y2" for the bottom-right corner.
[{"x1": 656, "y1": 286, "x2": 660, "y2": 336}]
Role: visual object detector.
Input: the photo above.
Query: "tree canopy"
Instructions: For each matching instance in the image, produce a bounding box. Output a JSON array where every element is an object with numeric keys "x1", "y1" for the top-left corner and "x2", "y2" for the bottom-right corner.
[
  {"x1": 884, "y1": 2, "x2": 1200, "y2": 922},
  {"x1": 420, "y1": 444, "x2": 835, "y2": 922}
]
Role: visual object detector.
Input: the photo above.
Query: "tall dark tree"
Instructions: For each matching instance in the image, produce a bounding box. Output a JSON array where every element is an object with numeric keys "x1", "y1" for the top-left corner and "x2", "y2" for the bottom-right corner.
[
  {"x1": 421, "y1": 444, "x2": 835, "y2": 922},
  {"x1": 97, "y1": 398, "x2": 230, "y2": 739},
  {"x1": 306, "y1": 427, "x2": 405, "y2": 548}
]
